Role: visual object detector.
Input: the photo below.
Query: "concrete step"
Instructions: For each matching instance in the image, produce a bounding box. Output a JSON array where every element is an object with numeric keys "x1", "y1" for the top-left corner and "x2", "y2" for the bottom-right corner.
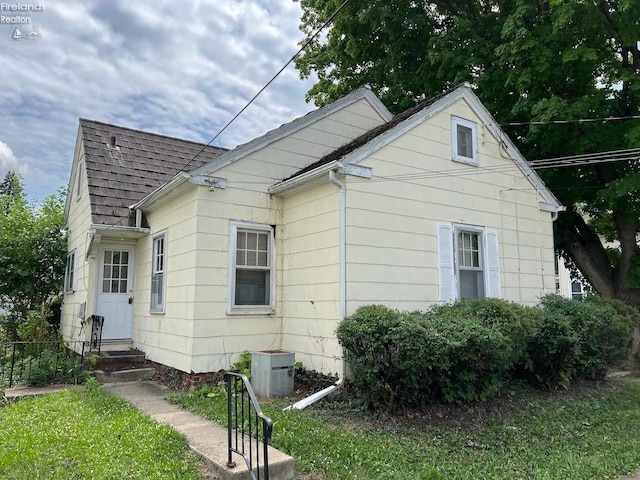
[
  {"x1": 94, "y1": 350, "x2": 146, "y2": 366},
  {"x1": 95, "y1": 368, "x2": 156, "y2": 383}
]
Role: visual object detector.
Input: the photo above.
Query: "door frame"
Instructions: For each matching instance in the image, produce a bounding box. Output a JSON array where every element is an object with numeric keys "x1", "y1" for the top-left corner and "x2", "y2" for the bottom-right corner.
[{"x1": 93, "y1": 243, "x2": 135, "y2": 340}]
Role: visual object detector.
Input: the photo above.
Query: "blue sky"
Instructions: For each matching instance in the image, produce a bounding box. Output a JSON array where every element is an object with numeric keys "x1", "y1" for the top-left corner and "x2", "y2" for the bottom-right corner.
[{"x1": 0, "y1": 0, "x2": 317, "y2": 201}]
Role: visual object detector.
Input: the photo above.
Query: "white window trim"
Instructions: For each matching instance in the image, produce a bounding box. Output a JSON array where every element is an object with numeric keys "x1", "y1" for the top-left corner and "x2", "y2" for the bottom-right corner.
[
  {"x1": 454, "y1": 224, "x2": 486, "y2": 299},
  {"x1": 75, "y1": 160, "x2": 83, "y2": 201},
  {"x1": 438, "y1": 223, "x2": 500, "y2": 303},
  {"x1": 150, "y1": 230, "x2": 167, "y2": 314},
  {"x1": 451, "y1": 116, "x2": 478, "y2": 165},
  {"x1": 64, "y1": 249, "x2": 77, "y2": 293},
  {"x1": 227, "y1": 221, "x2": 276, "y2": 315}
]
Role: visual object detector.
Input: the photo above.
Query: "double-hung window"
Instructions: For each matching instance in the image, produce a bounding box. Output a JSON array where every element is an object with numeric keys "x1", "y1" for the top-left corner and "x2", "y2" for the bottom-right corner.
[
  {"x1": 438, "y1": 224, "x2": 500, "y2": 302},
  {"x1": 452, "y1": 116, "x2": 478, "y2": 165},
  {"x1": 64, "y1": 249, "x2": 76, "y2": 292},
  {"x1": 228, "y1": 221, "x2": 275, "y2": 314},
  {"x1": 456, "y1": 230, "x2": 484, "y2": 299},
  {"x1": 150, "y1": 232, "x2": 166, "y2": 313}
]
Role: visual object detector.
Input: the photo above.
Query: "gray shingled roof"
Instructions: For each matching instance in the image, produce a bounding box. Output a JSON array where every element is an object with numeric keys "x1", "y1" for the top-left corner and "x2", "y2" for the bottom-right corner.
[
  {"x1": 79, "y1": 119, "x2": 228, "y2": 226},
  {"x1": 282, "y1": 88, "x2": 452, "y2": 181}
]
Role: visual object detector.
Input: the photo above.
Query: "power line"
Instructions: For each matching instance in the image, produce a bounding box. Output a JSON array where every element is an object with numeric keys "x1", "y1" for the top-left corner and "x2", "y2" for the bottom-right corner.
[
  {"x1": 104, "y1": 0, "x2": 351, "y2": 230},
  {"x1": 503, "y1": 115, "x2": 640, "y2": 126},
  {"x1": 178, "y1": 0, "x2": 351, "y2": 175}
]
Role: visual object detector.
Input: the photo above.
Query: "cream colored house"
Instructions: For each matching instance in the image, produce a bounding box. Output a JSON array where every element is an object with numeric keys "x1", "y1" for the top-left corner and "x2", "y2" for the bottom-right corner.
[{"x1": 61, "y1": 85, "x2": 563, "y2": 381}]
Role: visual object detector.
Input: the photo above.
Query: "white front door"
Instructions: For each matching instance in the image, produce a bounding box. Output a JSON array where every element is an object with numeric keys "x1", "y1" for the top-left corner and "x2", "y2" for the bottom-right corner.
[{"x1": 97, "y1": 247, "x2": 134, "y2": 340}]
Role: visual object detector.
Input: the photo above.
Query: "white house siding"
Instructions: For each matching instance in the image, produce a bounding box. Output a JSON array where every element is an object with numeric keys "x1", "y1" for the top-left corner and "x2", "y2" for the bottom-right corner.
[
  {"x1": 133, "y1": 188, "x2": 199, "y2": 374},
  {"x1": 345, "y1": 99, "x2": 556, "y2": 313},
  {"x1": 179, "y1": 97, "x2": 389, "y2": 374},
  {"x1": 280, "y1": 183, "x2": 341, "y2": 375},
  {"x1": 60, "y1": 139, "x2": 94, "y2": 346}
]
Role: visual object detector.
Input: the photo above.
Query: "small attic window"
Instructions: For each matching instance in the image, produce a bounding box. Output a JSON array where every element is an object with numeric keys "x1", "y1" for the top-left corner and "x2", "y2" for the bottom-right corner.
[{"x1": 452, "y1": 116, "x2": 478, "y2": 165}]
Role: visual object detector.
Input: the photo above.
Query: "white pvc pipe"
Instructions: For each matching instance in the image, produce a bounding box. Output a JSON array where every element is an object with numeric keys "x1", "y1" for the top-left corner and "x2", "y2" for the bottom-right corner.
[{"x1": 283, "y1": 170, "x2": 347, "y2": 411}]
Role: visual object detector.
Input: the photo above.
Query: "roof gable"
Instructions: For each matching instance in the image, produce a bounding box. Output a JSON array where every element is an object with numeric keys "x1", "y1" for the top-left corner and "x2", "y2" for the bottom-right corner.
[
  {"x1": 277, "y1": 85, "x2": 563, "y2": 212},
  {"x1": 75, "y1": 119, "x2": 228, "y2": 226},
  {"x1": 189, "y1": 85, "x2": 392, "y2": 178}
]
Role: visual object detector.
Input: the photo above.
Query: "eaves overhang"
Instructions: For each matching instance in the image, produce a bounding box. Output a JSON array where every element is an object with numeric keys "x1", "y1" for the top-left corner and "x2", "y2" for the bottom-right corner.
[{"x1": 269, "y1": 161, "x2": 371, "y2": 197}]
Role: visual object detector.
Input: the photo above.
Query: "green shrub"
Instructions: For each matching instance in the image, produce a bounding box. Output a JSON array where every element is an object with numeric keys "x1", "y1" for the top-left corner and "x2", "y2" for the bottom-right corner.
[
  {"x1": 337, "y1": 301, "x2": 529, "y2": 409},
  {"x1": 338, "y1": 296, "x2": 639, "y2": 410},
  {"x1": 523, "y1": 310, "x2": 580, "y2": 388},
  {"x1": 539, "y1": 295, "x2": 638, "y2": 380}
]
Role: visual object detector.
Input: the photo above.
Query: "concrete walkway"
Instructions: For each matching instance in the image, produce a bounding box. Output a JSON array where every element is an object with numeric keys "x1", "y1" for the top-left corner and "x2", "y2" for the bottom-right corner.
[{"x1": 102, "y1": 381, "x2": 294, "y2": 480}]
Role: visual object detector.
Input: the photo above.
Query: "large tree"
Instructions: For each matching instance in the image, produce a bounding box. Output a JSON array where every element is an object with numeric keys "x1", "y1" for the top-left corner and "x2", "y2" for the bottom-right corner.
[
  {"x1": 295, "y1": 0, "x2": 640, "y2": 304},
  {"x1": 0, "y1": 173, "x2": 66, "y2": 338}
]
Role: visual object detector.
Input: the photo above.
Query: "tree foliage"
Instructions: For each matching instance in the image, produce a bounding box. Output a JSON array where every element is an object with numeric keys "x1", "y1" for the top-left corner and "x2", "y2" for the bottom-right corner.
[
  {"x1": 0, "y1": 173, "x2": 66, "y2": 339},
  {"x1": 295, "y1": 0, "x2": 640, "y2": 304}
]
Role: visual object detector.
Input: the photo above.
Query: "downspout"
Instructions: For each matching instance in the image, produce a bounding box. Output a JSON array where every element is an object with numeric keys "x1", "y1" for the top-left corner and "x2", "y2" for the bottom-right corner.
[{"x1": 284, "y1": 169, "x2": 346, "y2": 411}]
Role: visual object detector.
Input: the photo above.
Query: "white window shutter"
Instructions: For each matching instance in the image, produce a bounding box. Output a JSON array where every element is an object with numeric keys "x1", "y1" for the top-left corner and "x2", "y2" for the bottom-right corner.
[
  {"x1": 485, "y1": 230, "x2": 501, "y2": 298},
  {"x1": 437, "y1": 224, "x2": 457, "y2": 303}
]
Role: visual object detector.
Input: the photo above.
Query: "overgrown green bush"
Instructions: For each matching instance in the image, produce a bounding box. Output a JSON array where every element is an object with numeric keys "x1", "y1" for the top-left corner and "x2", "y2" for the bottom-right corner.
[
  {"x1": 338, "y1": 297, "x2": 639, "y2": 410},
  {"x1": 523, "y1": 310, "x2": 580, "y2": 388},
  {"x1": 539, "y1": 295, "x2": 638, "y2": 379},
  {"x1": 337, "y1": 300, "x2": 538, "y2": 409}
]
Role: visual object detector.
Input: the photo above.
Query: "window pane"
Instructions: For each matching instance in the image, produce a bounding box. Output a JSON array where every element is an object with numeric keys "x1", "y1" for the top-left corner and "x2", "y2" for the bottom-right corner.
[
  {"x1": 460, "y1": 270, "x2": 484, "y2": 299},
  {"x1": 113, "y1": 266, "x2": 120, "y2": 279},
  {"x1": 102, "y1": 280, "x2": 110, "y2": 293},
  {"x1": 151, "y1": 274, "x2": 164, "y2": 310},
  {"x1": 113, "y1": 251, "x2": 120, "y2": 264},
  {"x1": 258, "y1": 233, "x2": 268, "y2": 251},
  {"x1": 119, "y1": 280, "x2": 127, "y2": 293},
  {"x1": 235, "y1": 270, "x2": 269, "y2": 305},
  {"x1": 111, "y1": 280, "x2": 119, "y2": 292},
  {"x1": 247, "y1": 232, "x2": 257, "y2": 249},
  {"x1": 237, "y1": 231, "x2": 246, "y2": 249},
  {"x1": 121, "y1": 252, "x2": 129, "y2": 264},
  {"x1": 103, "y1": 265, "x2": 110, "y2": 278},
  {"x1": 457, "y1": 125, "x2": 473, "y2": 158},
  {"x1": 104, "y1": 251, "x2": 112, "y2": 264},
  {"x1": 236, "y1": 250, "x2": 245, "y2": 266},
  {"x1": 258, "y1": 251, "x2": 267, "y2": 266},
  {"x1": 246, "y1": 251, "x2": 257, "y2": 266}
]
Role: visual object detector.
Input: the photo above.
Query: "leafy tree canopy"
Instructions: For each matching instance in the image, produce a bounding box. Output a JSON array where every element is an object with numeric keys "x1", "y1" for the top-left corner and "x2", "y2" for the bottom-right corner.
[
  {"x1": 0, "y1": 173, "x2": 66, "y2": 338},
  {"x1": 295, "y1": 0, "x2": 640, "y2": 304}
]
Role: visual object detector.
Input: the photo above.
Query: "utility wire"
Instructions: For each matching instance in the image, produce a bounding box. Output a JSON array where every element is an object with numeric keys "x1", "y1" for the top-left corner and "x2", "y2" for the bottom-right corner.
[
  {"x1": 105, "y1": 0, "x2": 351, "y2": 229},
  {"x1": 178, "y1": 0, "x2": 351, "y2": 175},
  {"x1": 503, "y1": 115, "x2": 640, "y2": 126}
]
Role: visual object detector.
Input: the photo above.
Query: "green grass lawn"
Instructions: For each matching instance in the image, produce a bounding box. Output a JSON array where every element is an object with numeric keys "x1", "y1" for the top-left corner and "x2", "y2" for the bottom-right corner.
[
  {"x1": 170, "y1": 379, "x2": 640, "y2": 480},
  {"x1": 0, "y1": 380, "x2": 203, "y2": 480}
]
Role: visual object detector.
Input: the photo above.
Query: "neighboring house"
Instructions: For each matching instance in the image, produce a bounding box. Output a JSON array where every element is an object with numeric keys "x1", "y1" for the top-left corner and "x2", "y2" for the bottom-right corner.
[
  {"x1": 60, "y1": 84, "x2": 563, "y2": 381},
  {"x1": 556, "y1": 256, "x2": 588, "y2": 299}
]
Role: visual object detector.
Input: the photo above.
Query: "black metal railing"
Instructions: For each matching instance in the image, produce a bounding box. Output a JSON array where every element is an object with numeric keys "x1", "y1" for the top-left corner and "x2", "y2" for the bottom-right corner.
[
  {"x1": 0, "y1": 340, "x2": 88, "y2": 388},
  {"x1": 225, "y1": 372, "x2": 273, "y2": 480}
]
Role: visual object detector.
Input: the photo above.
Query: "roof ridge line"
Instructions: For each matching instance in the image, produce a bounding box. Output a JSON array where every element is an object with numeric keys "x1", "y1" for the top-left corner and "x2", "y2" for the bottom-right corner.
[{"x1": 78, "y1": 118, "x2": 231, "y2": 151}]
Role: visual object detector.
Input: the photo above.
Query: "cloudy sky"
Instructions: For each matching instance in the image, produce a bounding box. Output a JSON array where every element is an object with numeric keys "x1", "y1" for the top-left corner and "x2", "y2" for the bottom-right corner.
[{"x1": 0, "y1": 0, "x2": 318, "y2": 201}]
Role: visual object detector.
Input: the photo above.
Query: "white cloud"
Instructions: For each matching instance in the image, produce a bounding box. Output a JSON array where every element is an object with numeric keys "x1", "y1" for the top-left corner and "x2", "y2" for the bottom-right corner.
[
  {"x1": 0, "y1": 0, "x2": 318, "y2": 200},
  {"x1": 0, "y1": 141, "x2": 21, "y2": 174}
]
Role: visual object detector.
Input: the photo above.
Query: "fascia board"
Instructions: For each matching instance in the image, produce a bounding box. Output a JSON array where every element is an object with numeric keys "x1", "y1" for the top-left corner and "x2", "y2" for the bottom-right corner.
[
  {"x1": 460, "y1": 89, "x2": 564, "y2": 213},
  {"x1": 191, "y1": 86, "x2": 393, "y2": 178},
  {"x1": 336, "y1": 85, "x2": 564, "y2": 213},
  {"x1": 63, "y1": 125, "x2": 84, "y2": 224},
  {"x1": 269, "y1": 161, "x2": 372, "y2": 197},
  {"x1": 132, "y1": 172, "x2": 190, "y2": 211},
  {"x1": 269, "y1": 161, "x2": 339, "y2": 196}
]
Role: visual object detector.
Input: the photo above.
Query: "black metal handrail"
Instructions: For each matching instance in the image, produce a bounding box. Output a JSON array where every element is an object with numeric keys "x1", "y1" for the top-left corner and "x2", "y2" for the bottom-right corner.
[
  {"x1": 0, "y1": 340, "x2": 88, "y2": 388},
  {"x1": 225, "y1": 372, "x2": 273, "y2": 480}
]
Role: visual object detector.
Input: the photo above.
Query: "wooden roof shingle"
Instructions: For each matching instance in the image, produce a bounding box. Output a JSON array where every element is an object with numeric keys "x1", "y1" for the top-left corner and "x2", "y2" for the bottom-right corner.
[{"x1": 79, "y1": 119, "x2": 228, "y2": 226}]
